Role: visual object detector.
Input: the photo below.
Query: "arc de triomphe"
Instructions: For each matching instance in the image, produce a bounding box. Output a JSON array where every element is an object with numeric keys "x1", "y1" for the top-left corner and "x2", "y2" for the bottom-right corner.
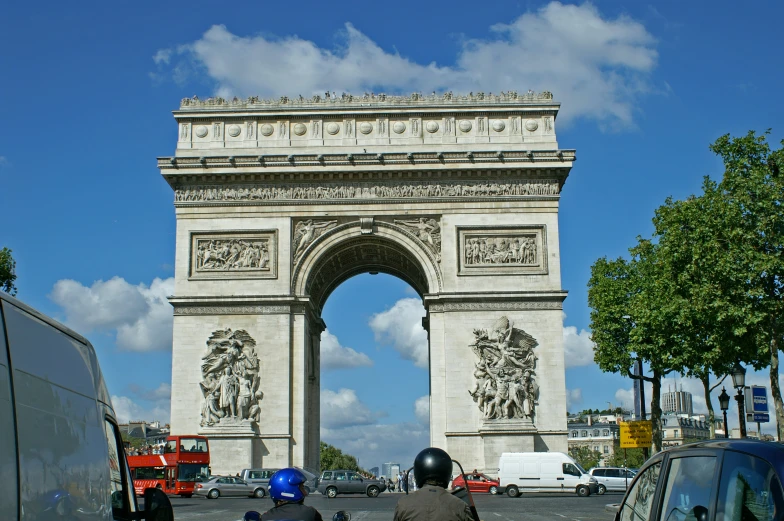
[{"x1": 159, "y1": 92, "x2": 575, "y2": 475}]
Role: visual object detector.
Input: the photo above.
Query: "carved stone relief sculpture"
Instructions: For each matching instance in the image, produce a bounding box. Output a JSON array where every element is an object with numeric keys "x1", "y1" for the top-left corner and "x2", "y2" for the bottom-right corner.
[
  {"x1": 468, "y1": 316, "x2": 539, "y2": 420},
  {"x1": 464, "y1": 235, "x2": 537, "y2": 266},
  {"x1": 199, "y1": 328, "x2": 263, "y2": 426},
  {"x1": 394, "y1": 217, "x2": 441, "y2": 262},
  {"x1": 458, "y1": 227, "x2": 547, "y2": 276},
  {"x1": 191, "y1": 232, "x2": 277, "y2": 279},
  {"x1": 175, "y1": 179, "x2": 559, "y2": 203},
  {"x1": 293, "y1": 219, "x2": 337, "y2": 262}
]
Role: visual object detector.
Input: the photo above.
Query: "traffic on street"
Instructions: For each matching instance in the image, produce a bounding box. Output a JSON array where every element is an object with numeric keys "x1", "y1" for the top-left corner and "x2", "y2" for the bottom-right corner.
[{"x1": 162, "y1": 489, "x2": 620, "y2": 521}]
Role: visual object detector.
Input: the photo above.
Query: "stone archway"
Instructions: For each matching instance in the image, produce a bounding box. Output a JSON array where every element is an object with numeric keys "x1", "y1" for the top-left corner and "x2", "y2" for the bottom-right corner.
[{"x1": 161, "y1": 92, "x2": 574, "y2": 475}]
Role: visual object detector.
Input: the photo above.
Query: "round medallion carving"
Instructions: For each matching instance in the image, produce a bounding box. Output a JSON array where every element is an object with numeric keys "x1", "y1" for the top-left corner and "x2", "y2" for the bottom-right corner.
[
  {"x1": 195, "y1": 125, "x2": 208, "y2": 138},
  {"x1": 393, "y1": 121, "x2": 406, "y2": 134},
  {"x1": 260, "y1": 124, "x2": 274, "y2": 136},
  {"x1": 227, "y1": 124, "x2": 242, "y2": 137},
  {"x1": 525, "y1": 119, "x2": 539, "y2": 132},
  {"x1": 459, "y1": 120, "x2": 473, "y2": 133},
  {"x1": 359, "y1": 122, "x2": 373, "y2": 135},
  {"x1": 326, "y1": 122, "x2": 340, "y2": 135},
  {"x1": 292, "y1": 123, "x2": 307, "y2": 136},
  {"x1": 425, "y1": 121, "x2": 439, "y2": 133},
  {"x1": 492, "y1": 120, "x2": 506, "y2": 132}
]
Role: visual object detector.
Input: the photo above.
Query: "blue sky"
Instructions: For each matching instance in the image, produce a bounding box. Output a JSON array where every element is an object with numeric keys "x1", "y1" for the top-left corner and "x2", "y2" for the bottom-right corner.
[{"x1": 2, "y1": 1, "x2": 783, "y2": 470}]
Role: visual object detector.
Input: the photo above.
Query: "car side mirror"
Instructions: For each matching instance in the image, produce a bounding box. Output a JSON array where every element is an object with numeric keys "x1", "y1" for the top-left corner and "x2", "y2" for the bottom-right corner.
[{"x1": 143, "y1": 488, "x2": 173, "y2": 521}]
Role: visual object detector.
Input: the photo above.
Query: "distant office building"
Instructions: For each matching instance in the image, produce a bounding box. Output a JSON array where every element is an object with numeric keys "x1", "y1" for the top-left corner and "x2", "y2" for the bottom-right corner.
[
  {"x1": 662, "y1": 387, "x2": 694, "y2": 416},
  {"x1": 382, "y1": 462, "x2": 401, "y2": 479},
  {"x1": 369, "y1": 467, "x2": 379, "y2": 477}
]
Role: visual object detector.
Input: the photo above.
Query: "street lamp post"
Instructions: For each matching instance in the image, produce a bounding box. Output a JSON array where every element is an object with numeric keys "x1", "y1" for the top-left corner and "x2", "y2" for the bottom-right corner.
[
  {"x1": 731, "y1": 363, "x2": 747, "y2": 439},
  {"x1": 718, "y1": 387, "x2": 730, "y2": 439}
]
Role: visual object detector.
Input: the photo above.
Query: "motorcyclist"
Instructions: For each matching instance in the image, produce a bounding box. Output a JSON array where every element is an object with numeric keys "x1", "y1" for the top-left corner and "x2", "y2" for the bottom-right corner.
[
  {"x1": 393, "y1": 447, "x2": 475, "y2": 521},
  {"x1": 259, "y1": 468, "x2": 323, "y2": 521}
]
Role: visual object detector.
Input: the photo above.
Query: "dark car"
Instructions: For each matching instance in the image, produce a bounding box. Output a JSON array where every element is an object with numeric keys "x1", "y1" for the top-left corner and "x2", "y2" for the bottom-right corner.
[
  {"x1": 317, "y1": 470, "x2": 387, "y2": 498},
  {"x1": 615, "y1": 439, "x2": 784, "y2": 521}
]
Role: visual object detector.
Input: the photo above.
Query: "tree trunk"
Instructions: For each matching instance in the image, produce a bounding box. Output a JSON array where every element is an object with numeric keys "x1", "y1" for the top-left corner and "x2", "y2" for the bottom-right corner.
[
  {"x1": 770, "y1": 336, "x2": 784, "y2": 442},
  {"x1": 651, "y1": 370, "x2": 663, "y2": 453},
  {"x1": 701, "y1": 374, "x2": 717, "y2": 439}
]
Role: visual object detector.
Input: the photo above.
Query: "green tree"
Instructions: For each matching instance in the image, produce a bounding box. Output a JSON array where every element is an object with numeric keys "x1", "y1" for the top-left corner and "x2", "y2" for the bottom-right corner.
[
  {"x1": 0, "y1": 247, "x2": 17, "y2": 296},
  {"x1": 588, "y1": 251, "x2": 673, "y2": 453},
  {"x1": 121, "y1": 431, "x2": 146, "y2": 449},
  {"x1": 649, "y1": 185, "x2": 756, "y2": 438},
  {"x1": 605, "y1": 446, "x2": 646, "y2": 469},
  {"x1": 708, "y1": 131, "x2": 784, "y2": 440},
  {"x1": 319, "y1": 441, "x2": 368, "y2": 473},
  {"x1": 568, "y1": 446, "x2": 602, "y2": 470}
]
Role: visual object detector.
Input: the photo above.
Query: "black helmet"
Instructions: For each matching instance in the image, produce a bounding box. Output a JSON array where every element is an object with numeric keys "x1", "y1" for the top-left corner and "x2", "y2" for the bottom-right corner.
[{"x1": 413, "y1": 447, "x2": 453, "y2": 488}]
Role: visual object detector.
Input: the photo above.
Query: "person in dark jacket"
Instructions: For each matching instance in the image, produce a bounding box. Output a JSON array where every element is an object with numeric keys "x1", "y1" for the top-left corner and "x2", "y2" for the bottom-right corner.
[
  {"x1": 258, "y1": 468, "x2": 323, "y2": 521},
  {"x1": 393, "y1": 447, "x2": 475, "y2": 521}
]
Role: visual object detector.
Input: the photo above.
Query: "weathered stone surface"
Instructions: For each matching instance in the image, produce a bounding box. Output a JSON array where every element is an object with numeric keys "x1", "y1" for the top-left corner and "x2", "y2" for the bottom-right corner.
[{"x1": 162, "y1": 93, "x2": 574, "y2": 474}]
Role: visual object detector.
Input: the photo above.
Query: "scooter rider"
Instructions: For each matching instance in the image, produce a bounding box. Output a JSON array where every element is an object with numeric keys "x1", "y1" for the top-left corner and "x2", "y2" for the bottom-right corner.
[
  {"x1": 393, "y1": 447, "x2": 475, "y2": 521},
  {"x1": 259, "y1": 468, "x2": 324, "y2": 521}
]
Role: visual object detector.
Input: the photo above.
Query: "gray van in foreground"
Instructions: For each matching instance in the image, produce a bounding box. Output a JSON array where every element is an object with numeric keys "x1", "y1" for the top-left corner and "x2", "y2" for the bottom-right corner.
[{"x1": 0, "y1": 291, "x2": 173, "y2": 520}]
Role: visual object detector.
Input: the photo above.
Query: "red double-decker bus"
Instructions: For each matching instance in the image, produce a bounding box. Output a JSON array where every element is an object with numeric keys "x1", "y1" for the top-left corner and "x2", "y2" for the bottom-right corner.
[{"x1": 127, "y1": 435, "x2": 210, "y2": 497}]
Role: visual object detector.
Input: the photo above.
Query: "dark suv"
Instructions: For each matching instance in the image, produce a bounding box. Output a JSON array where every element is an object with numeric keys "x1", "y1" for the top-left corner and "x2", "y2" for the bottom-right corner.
[
  {"x1": 317, "y1": 470, "x2": 387, "y2": 498},
  {"x1": 615, "y1": 439, "x2": 784, "y2": 521}
]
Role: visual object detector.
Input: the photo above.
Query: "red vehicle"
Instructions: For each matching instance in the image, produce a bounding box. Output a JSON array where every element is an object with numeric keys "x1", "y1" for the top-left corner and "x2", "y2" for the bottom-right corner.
[
  {"x1": 127, "y1": 435, "x2": 210, "y2": 497},
  {"x1": 451, "y1": 472, "x2": 500, "y2": 494}
]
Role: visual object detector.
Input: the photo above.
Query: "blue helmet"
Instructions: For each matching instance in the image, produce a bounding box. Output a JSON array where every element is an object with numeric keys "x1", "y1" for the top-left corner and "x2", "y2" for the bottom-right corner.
[{"x1": 269, "y1": 468, "x2": 307, "y2": 502}]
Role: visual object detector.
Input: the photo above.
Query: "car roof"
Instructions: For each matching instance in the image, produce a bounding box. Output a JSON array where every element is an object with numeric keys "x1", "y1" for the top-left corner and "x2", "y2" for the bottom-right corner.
[{"x1": 641, "y1": 439, "x2": 784, "y2": 477}]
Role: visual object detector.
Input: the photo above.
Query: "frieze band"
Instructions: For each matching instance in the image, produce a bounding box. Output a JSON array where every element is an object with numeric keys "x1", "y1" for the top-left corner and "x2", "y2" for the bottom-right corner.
[
  {"x1": 428, "y1": 301, "x2": 562, "y2": 312},
  {"x1": 174, "y1": 179, "x2": 559, "y2": 203},
  {"x1": 173, "y1": 305, "x2": 291, "y2": 315}
]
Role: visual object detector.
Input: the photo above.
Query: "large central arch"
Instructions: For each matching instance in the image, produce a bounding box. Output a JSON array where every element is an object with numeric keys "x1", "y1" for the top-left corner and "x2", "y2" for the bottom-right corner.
[{"x1": 162, "y1": 92, "x2": 575, "y2": 475}]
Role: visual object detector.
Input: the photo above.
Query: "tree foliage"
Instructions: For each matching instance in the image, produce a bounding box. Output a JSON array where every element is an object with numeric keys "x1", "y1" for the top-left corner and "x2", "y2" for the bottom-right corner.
[
  {"x1": 568, "y1": 446, "x2": 602, "y2": 470},
  {"x1": 589, "y1": 130, "x2": 784, "y2": 447},
  {"x1": 605, "y1": 446, "x2": 646, "y2": 469},
  {"x1": 319, "y1": 441, "x2": 368, "y2": 474},
  {"x1": 0, "y1": 247, "x2": 17, "y2": 296}
]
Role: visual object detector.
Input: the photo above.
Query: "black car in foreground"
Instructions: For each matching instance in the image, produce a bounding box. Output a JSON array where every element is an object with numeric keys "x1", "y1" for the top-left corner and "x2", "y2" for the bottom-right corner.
[{"x1": 615, "y1": 439, "x2": 783, "y2": 521}]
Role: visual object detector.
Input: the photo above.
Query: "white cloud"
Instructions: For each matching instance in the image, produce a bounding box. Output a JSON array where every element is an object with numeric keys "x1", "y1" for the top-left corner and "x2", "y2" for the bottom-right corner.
[
  {"x1": 111, "y1": 394, "x2": 171, "y2": 424},
  {"x1": 414, "y1": 395, "x2": 430, "y2": 425},
  {"x1": 615, "y1": 387, "x2": 634, "y2": 411},
  {"x1": 563, "y1": 325, "x2": 595, "y2": 368},
  {"x1": 49, "y1": 277, "x2": 174, "y2": 351},
  {"x1": 0, "y1": 156, "x2": 9, "y2": 168},
  {"x1": 321, "y1": 422, "x2": 429, "y2": 473},
  {"x1": 320, "y1": 329, "x2": 373, "y2": 370},
  {"x1": 320, "y1": 388, "x2": 377, "y2": 429},
  {"x1": 368, "y1": 298, "x2": 428, "y2": 368},
  {"x1": 154, "y1": 3, "x2": 657, "y2": 128},
  {"x1": 566, "y1": 388, "x2": 583, "y2": 411},
  {"x1": 128, "y1": 382, "x2": 172, "y2": 401}
]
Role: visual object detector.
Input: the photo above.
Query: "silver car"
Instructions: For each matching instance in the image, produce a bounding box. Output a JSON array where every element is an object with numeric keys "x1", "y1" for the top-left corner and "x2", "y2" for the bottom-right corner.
[
  {"x1": 588, "y1": 467, "x2": 636, "y2": 494},
  {"x1": 194, "y1": 476, "x2": 266, "y2": 499}
]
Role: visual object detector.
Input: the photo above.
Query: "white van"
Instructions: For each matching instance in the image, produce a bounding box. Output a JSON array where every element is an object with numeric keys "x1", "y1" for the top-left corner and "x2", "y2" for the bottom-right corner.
[
  {"x1": 498, "y1": 452, "x2": 599, "y2": 497},
  {"x1": 0, "y1": 291, "x2": 173, "y2": 520}
]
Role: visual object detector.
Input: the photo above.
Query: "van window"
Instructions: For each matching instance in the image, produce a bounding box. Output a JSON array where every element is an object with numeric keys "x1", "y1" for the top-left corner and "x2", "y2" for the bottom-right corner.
[
  {"x1": 104, "y1": 418, "x2": 138, "y2": 519},
  {"x1": 563, "y1": 463, "x2": 582, "y2": 477},
  {"x1": 322, "y1": 471, "x2": 333, "y2": 480},
  {"x1": 716, "y1": 450, "x2": 783, "y2": 521},
  {"x1": 621, "y1": 462, "x2": 661, "y2": 521}
]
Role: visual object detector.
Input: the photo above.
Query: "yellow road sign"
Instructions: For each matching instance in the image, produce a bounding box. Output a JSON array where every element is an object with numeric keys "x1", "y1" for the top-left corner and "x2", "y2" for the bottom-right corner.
[{"x1": 620, "y1": 421, "x2": 652, "y2": 449}]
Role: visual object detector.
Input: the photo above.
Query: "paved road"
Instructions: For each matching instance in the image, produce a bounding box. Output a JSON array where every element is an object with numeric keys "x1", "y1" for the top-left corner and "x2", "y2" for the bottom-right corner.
[{"x1": 167, "y1": 491, "x2": 622, "y2": 521}]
